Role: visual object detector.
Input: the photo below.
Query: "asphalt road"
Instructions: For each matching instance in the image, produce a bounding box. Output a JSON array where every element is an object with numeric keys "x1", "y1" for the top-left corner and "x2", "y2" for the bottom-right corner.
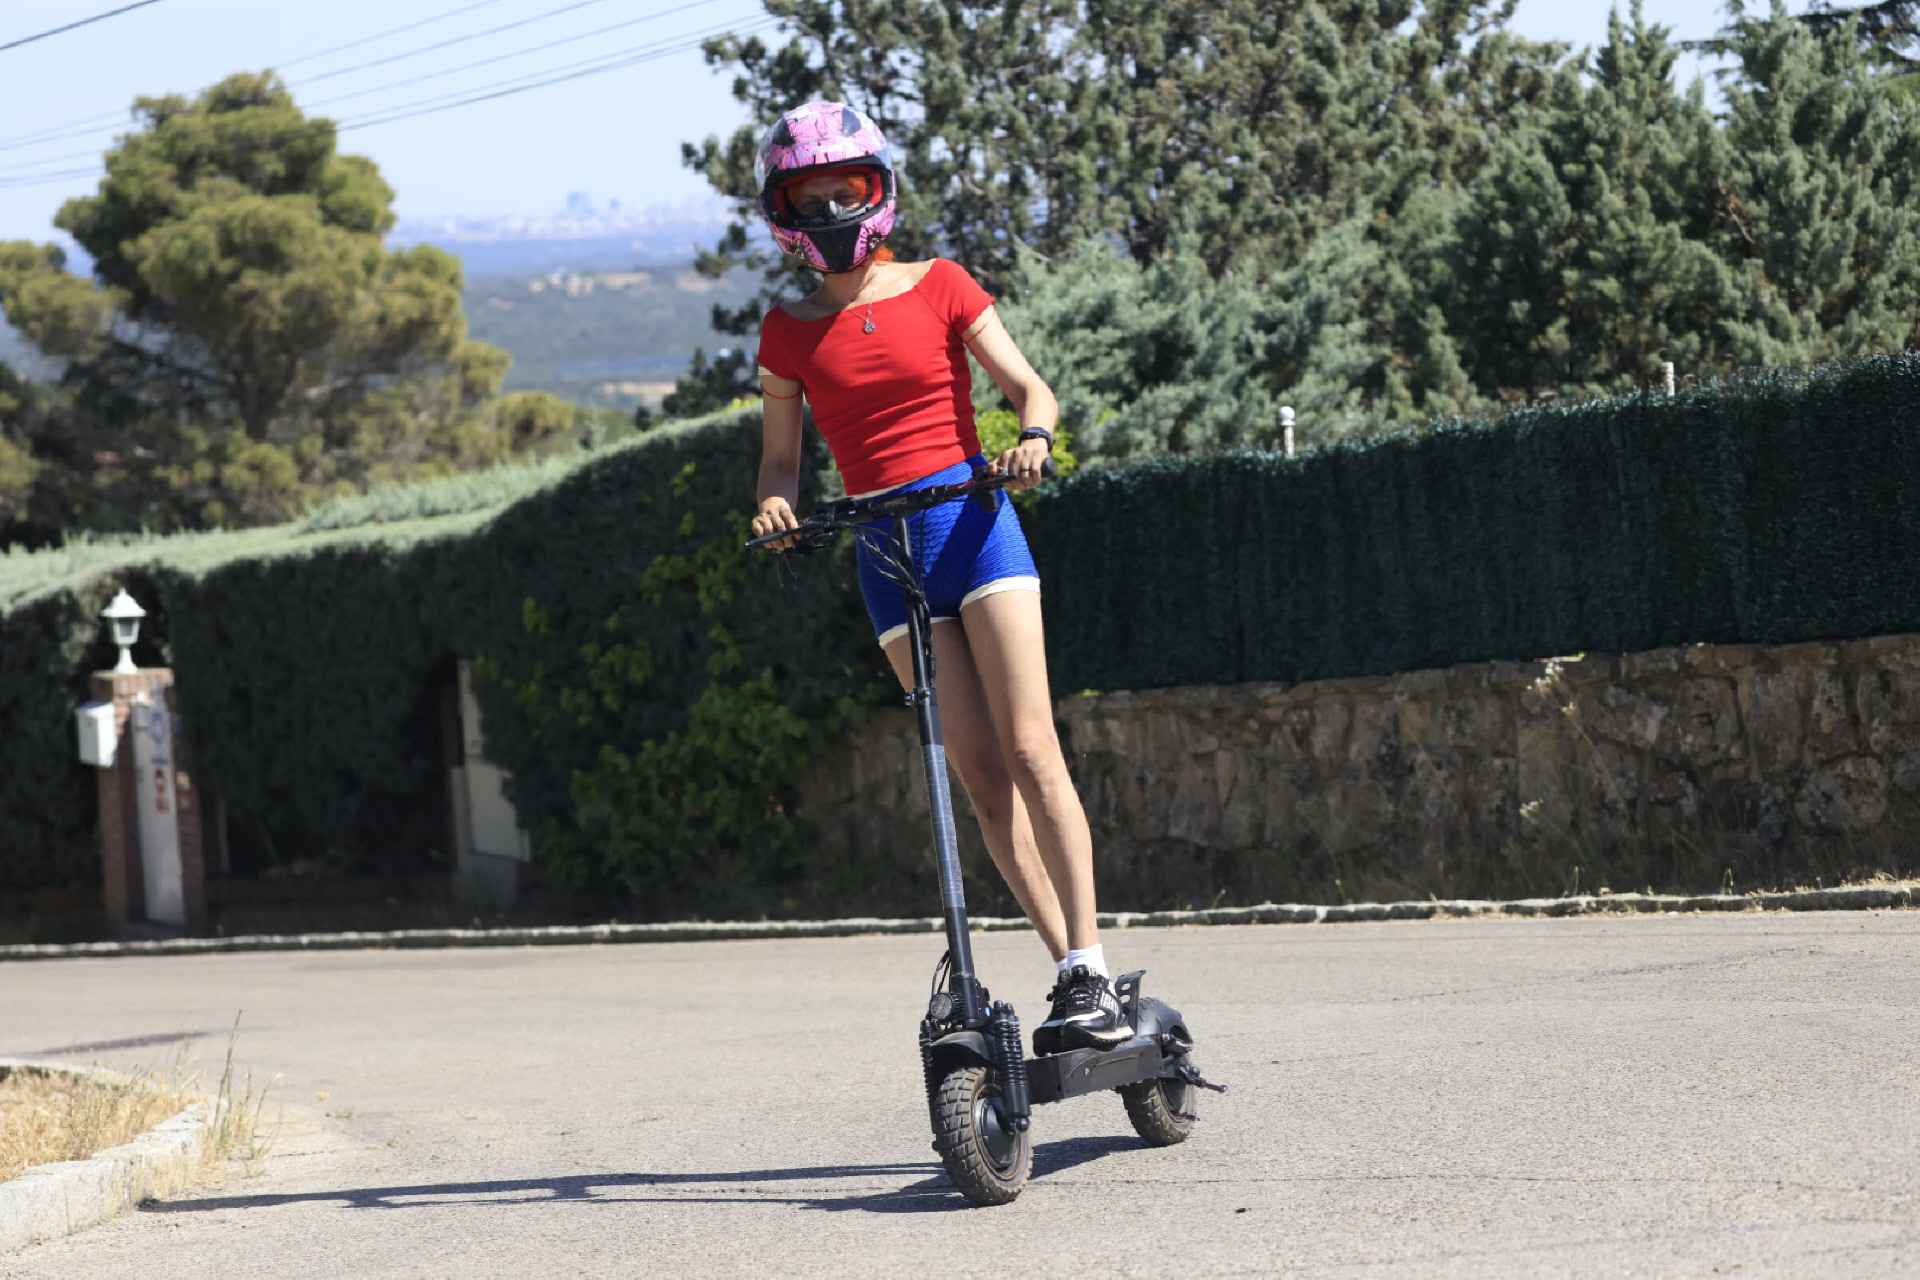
[{"x1": 3, "y1": 912, "x2": 1916, "y2": 1278}]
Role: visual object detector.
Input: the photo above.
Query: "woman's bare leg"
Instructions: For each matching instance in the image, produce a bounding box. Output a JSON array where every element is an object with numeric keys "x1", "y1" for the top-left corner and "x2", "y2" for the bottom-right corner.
[
  {"x1": 956, "y1": 590, "x2": 1100, "y2": 951},
  {"x1": 883, "y1": 623, "x2": 1070, "y2": 959}
]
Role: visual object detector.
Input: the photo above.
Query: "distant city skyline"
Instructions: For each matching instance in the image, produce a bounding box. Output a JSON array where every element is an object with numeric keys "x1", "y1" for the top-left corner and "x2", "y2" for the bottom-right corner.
[{"x1": 0, "y1": 1, "x2": 1770, "y2": 247}]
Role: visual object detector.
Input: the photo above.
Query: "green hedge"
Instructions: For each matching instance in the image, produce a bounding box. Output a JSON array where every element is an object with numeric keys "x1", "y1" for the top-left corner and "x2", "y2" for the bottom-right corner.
[
  {"x1": 0, "y1": 409, "x2": 877, "y2": 895},
  {"x1": 5, "y1": 354, "x2": 1919, "y2": 898},
  {"x1": 1027, "y1": 354, "x2": 1920, "y2": 689}
]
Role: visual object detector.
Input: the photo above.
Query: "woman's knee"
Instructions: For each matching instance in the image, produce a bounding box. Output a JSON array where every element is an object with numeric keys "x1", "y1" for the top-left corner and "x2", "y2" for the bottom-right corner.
[
  {"x1": 1005, "y1": 727, "x2": 1071, "y2": 794},
  {"x1": 949, "y1": 746, "x2": 1016, "y2": 818}
]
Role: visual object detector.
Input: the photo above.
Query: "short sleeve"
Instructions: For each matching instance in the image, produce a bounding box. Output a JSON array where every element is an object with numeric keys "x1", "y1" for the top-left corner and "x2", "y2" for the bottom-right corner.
[
  {"x1": 755, "y1": 310, "x2": 798, "y2": 382},
  {"x1": 934, "y1": 259, "x2": 995, "y2": 333}
]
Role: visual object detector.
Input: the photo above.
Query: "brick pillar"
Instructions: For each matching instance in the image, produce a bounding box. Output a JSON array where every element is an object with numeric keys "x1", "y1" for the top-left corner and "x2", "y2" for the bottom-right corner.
[{"x1": 90, "y1": 669, "x2": 176, "y2": 929}]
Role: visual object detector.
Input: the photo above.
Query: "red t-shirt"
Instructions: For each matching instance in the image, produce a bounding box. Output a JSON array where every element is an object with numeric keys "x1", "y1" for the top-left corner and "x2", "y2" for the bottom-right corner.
[{"x1": 756, "y1": 258, "x2": 995, "y2": 496}]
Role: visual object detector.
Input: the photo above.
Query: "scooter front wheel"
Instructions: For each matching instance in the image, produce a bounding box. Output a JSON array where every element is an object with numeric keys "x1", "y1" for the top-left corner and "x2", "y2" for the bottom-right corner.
[{"x1": 931, "y1": 1062, "x2": 1031, "y2": 1205}]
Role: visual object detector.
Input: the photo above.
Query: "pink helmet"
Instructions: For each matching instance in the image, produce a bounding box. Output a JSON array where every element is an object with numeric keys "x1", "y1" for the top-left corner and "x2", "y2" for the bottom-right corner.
[{"x1": 754, "y1": 100, "x2": 898, "y2": 274}]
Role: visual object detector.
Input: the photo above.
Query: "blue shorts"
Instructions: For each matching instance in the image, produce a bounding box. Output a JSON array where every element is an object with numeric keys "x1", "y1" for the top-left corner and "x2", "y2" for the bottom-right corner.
[{"x1": 855, "y1": 456, "x2": 1041, "y2": 647}]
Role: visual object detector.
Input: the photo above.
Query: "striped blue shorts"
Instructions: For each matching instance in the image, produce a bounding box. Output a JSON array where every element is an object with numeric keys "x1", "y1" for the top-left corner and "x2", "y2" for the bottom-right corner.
[{"x1": 855, "y1": 455, "x2": 1041, "y2": 647}]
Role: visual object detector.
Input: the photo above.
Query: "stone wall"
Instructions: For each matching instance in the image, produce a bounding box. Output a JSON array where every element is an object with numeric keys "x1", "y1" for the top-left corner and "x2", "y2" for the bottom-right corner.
[{"x1": 793, "y1": 634, "x2": 1920, "y2": 910}]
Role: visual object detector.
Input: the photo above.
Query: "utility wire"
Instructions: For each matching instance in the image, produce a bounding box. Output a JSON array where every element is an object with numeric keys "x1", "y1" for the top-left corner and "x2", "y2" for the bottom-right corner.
[
  {"x1": 0, "y1": 0, "x2": 747, "y2": 156},
  {"x1": 308, "y1": 0, "x2": 724, "y2": 108},
  {"x1": 0, "y1": 112, "x2": 128, "y2": 156},
  {"x1": 0, "y1": 0, "x2": 166, "y2": 56},
  {"x1": 0, "y1": 0, "x2": 606, "y2": 148},
  {"x1": 0, "y1": 14, "x2": 779, "y2": 188},
  {"x1": 0, "y1": 144, "x2": 107, "y2": 174},
  {"x1": 337, "y1": 16, "x2": 776, "y2": 130},
  {"x1": 0, "y1": 0, "x2": 730, "y2": 172},
  {"x1": 0, "y1": 165, "x2": 104, "y2": 191},
  {"x1": 277, "y1": 0, "x2": 515, "y2": 71},
  {"x1": 0, "y1": 2, "x2": 513, "y2": 151},
  {"x1": 298, "y1": 0, "x2": 627, "y2": 87}
]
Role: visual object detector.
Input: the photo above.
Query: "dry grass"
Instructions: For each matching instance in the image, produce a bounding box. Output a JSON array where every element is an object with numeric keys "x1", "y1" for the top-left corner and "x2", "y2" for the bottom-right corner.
[
  {"x1": 0, "y1": 1065, "x2": 189, "y2": 1180},
  {"x1": 0, "y1": 1019, "x2": 273, "y2": 1185}
]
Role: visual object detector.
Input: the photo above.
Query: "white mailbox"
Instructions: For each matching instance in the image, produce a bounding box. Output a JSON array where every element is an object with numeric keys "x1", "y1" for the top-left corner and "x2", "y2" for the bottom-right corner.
[{"x1": 76, "y1": 701, "x2": 118, "y2": 767}]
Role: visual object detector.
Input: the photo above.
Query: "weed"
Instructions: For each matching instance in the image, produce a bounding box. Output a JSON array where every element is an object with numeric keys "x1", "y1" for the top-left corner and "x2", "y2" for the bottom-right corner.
[{"x1": 0, "y1": 1013, "x2": 272, "y2": 1186}]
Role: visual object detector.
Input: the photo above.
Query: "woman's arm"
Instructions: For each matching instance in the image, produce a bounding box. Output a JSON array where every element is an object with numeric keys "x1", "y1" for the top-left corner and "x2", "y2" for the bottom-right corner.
[
  {"x1": 751, "y1": 371, "x2": 806, "y2": 547},
  {"x1": 963, "y1": 305, "x2": 1058, "y2": 491}
]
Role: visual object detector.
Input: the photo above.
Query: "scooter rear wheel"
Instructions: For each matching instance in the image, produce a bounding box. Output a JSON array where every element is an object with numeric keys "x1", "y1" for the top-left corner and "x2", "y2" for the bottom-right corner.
[
  {"x1": 931, "y1": 1063, "x2": 1030, "y2": 1205},
  {"x1": 1119, "y1": 1073, "x2": 1196, "y2": 1146}
]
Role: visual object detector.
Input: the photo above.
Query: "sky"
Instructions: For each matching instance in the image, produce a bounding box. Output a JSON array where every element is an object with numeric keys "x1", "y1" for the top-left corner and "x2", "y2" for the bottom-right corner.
[{"x1": 0, "y1": 0, "x2": 1788, "y2": 244}]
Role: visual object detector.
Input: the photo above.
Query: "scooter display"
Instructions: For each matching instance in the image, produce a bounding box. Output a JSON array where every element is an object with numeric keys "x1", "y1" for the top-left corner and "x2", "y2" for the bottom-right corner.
[{"x1": 748, "y1": 467, "x2": 1222, "y2": 1205}]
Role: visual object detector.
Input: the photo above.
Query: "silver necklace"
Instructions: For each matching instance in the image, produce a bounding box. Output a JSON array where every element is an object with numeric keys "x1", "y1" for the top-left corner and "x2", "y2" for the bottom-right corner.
[{"x1": 830, "y1": 280, "x2": 878, "y2": 332}]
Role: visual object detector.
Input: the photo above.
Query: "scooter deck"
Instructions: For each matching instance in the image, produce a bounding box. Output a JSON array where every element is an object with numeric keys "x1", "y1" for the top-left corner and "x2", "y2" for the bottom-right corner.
[{"x1": 1025, "y1": 1034, "x2": 1169, "y2": 1105}]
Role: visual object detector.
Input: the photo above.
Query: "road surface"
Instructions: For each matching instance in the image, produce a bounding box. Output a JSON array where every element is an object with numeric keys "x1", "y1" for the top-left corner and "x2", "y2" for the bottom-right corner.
[{"x1": 3, "y1": 912, "x2": 1916, "y2": 1277}]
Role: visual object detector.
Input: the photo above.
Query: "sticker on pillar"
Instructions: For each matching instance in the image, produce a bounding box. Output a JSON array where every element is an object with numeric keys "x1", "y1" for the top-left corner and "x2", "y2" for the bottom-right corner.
[{"x1": 131, "y1": 697, "x2": 185, "y2": 927}]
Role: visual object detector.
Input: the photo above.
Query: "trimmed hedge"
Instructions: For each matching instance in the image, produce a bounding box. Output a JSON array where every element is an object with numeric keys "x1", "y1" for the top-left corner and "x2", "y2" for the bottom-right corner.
[
  {"x1": 1028, "y1": 354, "x2": 1920, "y2": 689},
  {"x1": 0, "y1": 408, "x2": 874, "y2": 893},
  {"x1": 5, "y1": 354, "x2": 1920, "y2": 898}
]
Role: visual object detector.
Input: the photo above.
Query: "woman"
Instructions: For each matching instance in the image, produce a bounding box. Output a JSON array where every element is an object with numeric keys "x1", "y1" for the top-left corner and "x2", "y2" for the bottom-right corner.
[{"x1": 748, "y1": 101, "x2": 1126, "y2": 1053}]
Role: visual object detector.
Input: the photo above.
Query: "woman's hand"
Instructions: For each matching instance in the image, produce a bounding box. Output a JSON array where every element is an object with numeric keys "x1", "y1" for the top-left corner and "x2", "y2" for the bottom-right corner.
[
  {"x1": 990, "y1": 435, "x2": 1053, "y2": 491},
  {"x1": 751, "y1": 497, "x2": 803, "y2": 551}
]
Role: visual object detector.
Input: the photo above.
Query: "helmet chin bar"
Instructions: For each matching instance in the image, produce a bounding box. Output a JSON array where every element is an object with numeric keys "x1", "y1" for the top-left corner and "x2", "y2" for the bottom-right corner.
[{"x1": 812, "y1": 222, "x2": 871, "y2": 274}]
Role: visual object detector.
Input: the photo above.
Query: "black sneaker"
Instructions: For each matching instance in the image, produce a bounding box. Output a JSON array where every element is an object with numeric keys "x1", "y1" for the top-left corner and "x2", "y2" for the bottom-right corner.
[{"x1": 1033, "y1": 966, "x2": 1133, "y2": 1055}]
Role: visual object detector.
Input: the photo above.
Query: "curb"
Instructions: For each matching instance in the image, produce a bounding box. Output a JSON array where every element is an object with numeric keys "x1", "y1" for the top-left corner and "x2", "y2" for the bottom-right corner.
[
  {"x1": 0, "y1": 1060, "x2": 216, "y2": 1254},
  {"x1": 1, "y1": 883, "x2": 1912, "y2": 963}
]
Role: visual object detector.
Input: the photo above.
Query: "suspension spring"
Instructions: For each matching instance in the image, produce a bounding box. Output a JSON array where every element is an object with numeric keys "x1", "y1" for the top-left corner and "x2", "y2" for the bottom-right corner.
[
  {"x1": 918, "y1": 1016, "x2": 940, "y2": 1116},
  {"x1": 989, "y1": 1002, "x2": 1031, "y2": 1131}
]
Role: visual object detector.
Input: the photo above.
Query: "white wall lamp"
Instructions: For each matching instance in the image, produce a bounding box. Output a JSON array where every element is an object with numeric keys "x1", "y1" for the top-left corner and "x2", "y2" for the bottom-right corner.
[{"x1": 101, "y1": 588, "x2": 147, "y2": 674}]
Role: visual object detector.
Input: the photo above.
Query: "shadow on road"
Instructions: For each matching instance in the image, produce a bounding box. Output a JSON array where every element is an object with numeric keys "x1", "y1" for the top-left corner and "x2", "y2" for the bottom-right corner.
[{"x1": 146, "y1": 1135, "x2": 1137, "y2": 1216}]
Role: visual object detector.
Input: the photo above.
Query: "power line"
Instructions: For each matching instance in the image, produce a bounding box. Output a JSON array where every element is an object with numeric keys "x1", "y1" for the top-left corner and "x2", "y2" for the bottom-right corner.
[
  {"x1": 307, "y1": 0, "x2": 725, "y2": 109},
  {"x1": 0, "y1": 0, "x2": 710, "y2": 166},
  {"x1": 0, "y1": 13, "x2": 780, "y2": 189},
  {"x1": 0, "y1": 0, "x2": 612, "y2": 151},
  {"x1": 0, "y1": 0, "x2": 747, "y2": 157},
  {"x1": 0, "y1": 9, "x2": 742, "y2": 176},
  {"x1": 0, "y1": 0, "x2": 166, "y2": 55},
  {"x1": 0, "y1": 165, "x2": 103, "y2": 191},
  {"x1": 336, "y1": 16, "x2": 777, "y2": 130},
  {"x1": 299, "y1": 0, "x2": 628, "y2": 87},
  {"x1": 0, "y1": 145, "x2": 104, "y2": 175},
  {"x1": 277, "y1": 0, "x2": 516, "y2": 71},
  {"x1": 0, "y1": 112, "x2": 129, "y2": 158}
]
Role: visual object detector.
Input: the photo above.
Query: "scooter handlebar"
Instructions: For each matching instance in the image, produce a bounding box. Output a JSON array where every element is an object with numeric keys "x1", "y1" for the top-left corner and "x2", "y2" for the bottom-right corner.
[{"x1": 744, "y1": 458, "x2": 1056, "y2": 551}]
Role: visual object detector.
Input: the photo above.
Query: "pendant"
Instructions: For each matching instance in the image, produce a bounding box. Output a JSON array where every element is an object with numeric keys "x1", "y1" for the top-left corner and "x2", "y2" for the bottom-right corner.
[{"x1": 862, "y1": 318, "x2": 876, "y2": 334}]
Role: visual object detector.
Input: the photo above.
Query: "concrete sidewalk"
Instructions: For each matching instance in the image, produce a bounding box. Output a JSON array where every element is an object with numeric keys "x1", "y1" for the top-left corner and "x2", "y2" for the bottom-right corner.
[{"x1": 3, "y1": 913, "x2": 1917, "y2": 1278}]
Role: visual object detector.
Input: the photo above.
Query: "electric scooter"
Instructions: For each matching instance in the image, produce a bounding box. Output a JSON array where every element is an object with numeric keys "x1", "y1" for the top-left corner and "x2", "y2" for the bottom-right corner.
[{"x1": 748, "y1": 466, "x2": 1223, "y2": 1205}]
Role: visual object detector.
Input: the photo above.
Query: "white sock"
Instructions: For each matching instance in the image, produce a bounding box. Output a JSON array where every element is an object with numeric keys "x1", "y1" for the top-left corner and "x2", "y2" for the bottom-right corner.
[{"x1": 1061, "y1": 944, "x2": 1108, "y2": 979}]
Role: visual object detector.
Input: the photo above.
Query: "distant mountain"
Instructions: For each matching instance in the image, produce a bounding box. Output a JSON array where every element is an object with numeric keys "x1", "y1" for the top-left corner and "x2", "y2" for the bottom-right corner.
[
  {"x1": 390, "y1": 195, "x2": 759, "y2": 276},
  {"x1": 3, "y1": 200, "x2": 769, "y2": 410},
  {"x1": 465, "y1": 264, "x2": 761, "y2": 412}
]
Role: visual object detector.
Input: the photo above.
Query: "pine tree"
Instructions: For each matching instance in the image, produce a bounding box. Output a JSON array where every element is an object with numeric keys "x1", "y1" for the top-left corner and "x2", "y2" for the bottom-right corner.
[
  {"x1": 0, "y1": 362, "x2": 41, "y2": 531},
  {"x1": 989, "y1": 237, "x2": 1279, "y2": 458},
  {"x1": 1426, "y1": 4, "x2": 1734, "y2": 402},
  {"x1": 1714, "y1": 2, "x2": 1920, "y2": 364},
  {"x1": 0, "y1": 74, "x2": 572, "y2": 531},
  {"x1": 681, "y1": 1, "x2": 1564, "y2": 334}
]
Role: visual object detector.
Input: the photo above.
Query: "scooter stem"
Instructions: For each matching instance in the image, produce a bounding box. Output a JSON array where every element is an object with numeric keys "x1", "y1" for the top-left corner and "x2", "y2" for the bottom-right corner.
[{"x1": 896, "y1": 514, "x2": 985, "y2": 1027}]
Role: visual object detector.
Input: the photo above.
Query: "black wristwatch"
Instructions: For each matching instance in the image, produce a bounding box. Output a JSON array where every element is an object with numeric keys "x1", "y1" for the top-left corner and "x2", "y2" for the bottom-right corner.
[{"x1": 1018, "y1": 426, "x2": 1055, "y2": 451}]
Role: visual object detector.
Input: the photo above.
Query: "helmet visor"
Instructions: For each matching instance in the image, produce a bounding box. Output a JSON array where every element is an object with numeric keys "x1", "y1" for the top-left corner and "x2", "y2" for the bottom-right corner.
[{"x1": 773, "y1": 166, "x2": 883, "y2": 227}]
